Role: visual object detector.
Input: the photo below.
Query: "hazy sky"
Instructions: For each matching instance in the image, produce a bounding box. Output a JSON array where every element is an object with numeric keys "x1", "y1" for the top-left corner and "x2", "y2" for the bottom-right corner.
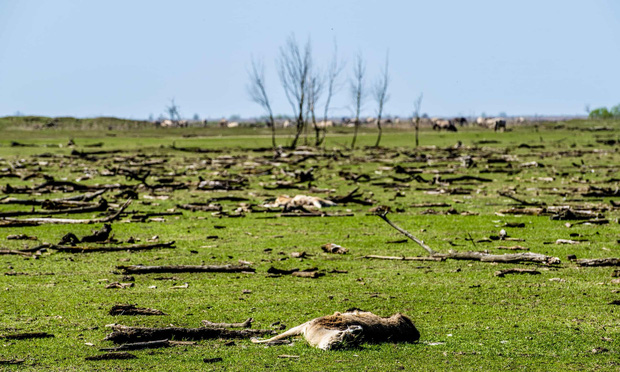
[{"x1": 1, "y1": 1, "x2": 619, "y2": 119}]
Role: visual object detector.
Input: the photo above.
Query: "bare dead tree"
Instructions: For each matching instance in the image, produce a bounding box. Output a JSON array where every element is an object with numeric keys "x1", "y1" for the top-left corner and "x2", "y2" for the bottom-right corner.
[
  {"x1": 166, "y1": 99, "x2": 181, "y2": 122},
  {"x1": 373, "y1": 52, "x2": 390, "y2": 147},
  {"x1": 247, "y1": 57, "x2": 276, "y2": 148},
  {"x1": 306, "y1": 71, "x2": 324, "y2": 147},
  {"x1": 350, "y1": 53, "x2": 366, "y2": 149},
  {"x1": 277, "y1": 35, "x2": 311, "y2": 149},
  {"x1": 320, "y1": 41, "x2": 345, "y2": 146},
  {"x1": 412, "y1": 93, "x2": 423, "y2": 147}
]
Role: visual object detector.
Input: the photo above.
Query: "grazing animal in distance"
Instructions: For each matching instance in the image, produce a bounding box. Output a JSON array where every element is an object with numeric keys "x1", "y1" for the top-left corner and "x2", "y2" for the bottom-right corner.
[
  {"x1": 251, "y1": 310, "x2": 420, "y2": 350},
  {"x1": 453, "y1": 117, "x2": 468, "y2": 126},
  {"x1": 432, "y1": 118, "x2": 457, "y2": 132}
]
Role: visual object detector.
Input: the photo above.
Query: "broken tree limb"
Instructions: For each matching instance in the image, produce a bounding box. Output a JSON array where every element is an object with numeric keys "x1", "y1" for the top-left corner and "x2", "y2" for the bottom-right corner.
[
  {"x1": 494, "y1": 268, "x2": 541, "y2": 277},
  {"x1": 0, "y1": 332, "x2": 54, "y2": 340},
  {"x1": 0, "y1": 249, "x2": 33, "y2": 257},
  {"x1": 85, "y1": 352, "x2": 136, "y2": 361},
  {"x1": 104, "y1": 324, "x2": 275, "y2": 344},
  {"x1": 0, "y1": 199, "x2": 131, "y2": 225},
  {"x1": 363, "y1": 255, "x2": 445, "y2": 262},
  {"x1": 498, "y1": 191, "x2": 545, "y2": 207},
  {"x1": 374, "y1": 208, "x2": 436, "y2": 255},
  {"x1": 100, "y1": 339, "x2": 170, "y2": 351},
  {"x1": 575, "y1": 258, "x2": 620, "y2": 267},
  {"x1": 117, "y1": 264, "x2": 254, "y2": 275},
  {"x1": 0, "y1": 198, "x2": 109, "y2": 217},
  {"x1": 433, "y1": 251, "x2": 561, "y2": 265},
  {"x1": 0, "y1": 189, "x2": 107, "y2": 206},
  {"x1": 50, "y1": 241, "x2": 175, "y2": 253},
  {"x1": 201, "y1": 318, "x2": 253, "y2": 329},
  {"x1": 109, "y1": 304, "x2": 166, "y2": 316}
]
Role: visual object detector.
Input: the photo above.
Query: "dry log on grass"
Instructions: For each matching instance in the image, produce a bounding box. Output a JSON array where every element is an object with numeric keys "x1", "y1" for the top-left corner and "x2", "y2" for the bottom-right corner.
[
  {"x1": 85, "y1": 352, "x2": 136, "y2": 361},
  {"x1": 104, "y1": 324, "x2": 275, "y2": 344},
  {"x1": 363, "y1": 255, "x2": 445, "y2": 262},
  {"x1": 497, "y1": 246, "x2": 529, "y2": 251},
  {"x1": 0, "y1": 190, "x2": 107, "y2": 206},
  {"x1": 0, "y1": 220, "x2": 41, "y2": 228},
  {"x1": 434, "y1": 251, "x2": 560, "y2": 265},
  {"x1": 118, "y1": 264, "x2": 254, "y2": 275},
  {"x1": 494, "y1": 268, "x2": 541, "y2": 277},
  {"x1": 280, "y1": 212, "x2": 354, "y2": 217},
  {"x1": 0, "y1": 249, "x2": 32, "y2": 257},
  {"x1": 0, "y1": 199, "x2": 131, "y2": 225},
  {"x1": 201, "y1": 318, "x2": 253, "y2": 328},
  {"x1": 498, "y1": 192, "x2": 545, "y2": 207},
  {"x1": 0, "y1": 332, "x2": 54, "y2": 340},
  {"x1": 50, "y1": 241, "x2": 175, "y2": 253},
  {"x1": 575, "y1": 258, "x2": 620, "y2": 267},
  {"x1": 0, "y1": 359, "x2": 25, "y2": 365},
  {"x1": 109, "y1": 304, "x2": 166, "y2": 316},
  {"x1": 0, "y1": 198, "x2": 109, "y2": 217},
  {"x1": 100, "y1": 339, "x2": 170, "y2": 351}
]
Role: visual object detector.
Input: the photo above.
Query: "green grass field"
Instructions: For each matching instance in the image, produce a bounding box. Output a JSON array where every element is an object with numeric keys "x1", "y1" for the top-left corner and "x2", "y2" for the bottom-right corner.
[{"x1": 0, "y1": 117, "x2": 618, "y2": 371}]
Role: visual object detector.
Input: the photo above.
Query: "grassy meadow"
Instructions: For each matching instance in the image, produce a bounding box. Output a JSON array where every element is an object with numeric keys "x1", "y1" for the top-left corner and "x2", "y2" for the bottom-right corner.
[{"x1": 0, "y1": 117, "x2": 618, "y2": 371}]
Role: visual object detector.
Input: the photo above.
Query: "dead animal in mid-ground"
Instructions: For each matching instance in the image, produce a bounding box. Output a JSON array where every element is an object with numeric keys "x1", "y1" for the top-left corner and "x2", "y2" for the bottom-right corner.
[
  {"x1": 264, "y1": 195, "x2": 336, "y2": 211},
  {"x1": 251, "y1": 310, "x2": 419, "y2": 350}
]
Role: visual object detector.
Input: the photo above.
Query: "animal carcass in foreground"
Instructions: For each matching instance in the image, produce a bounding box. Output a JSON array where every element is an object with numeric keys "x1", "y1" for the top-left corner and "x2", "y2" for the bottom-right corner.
[{"x1": 251, "y1": 311, "x2": 420, "y2": 350}]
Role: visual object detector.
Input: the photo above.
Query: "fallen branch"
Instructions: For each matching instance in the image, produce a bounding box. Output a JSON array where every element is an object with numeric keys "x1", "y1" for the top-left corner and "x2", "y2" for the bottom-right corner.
[
  {"x1": 109, "y1": 304, "x2": 166, "y2": 316},
  {"x1": 0, "y1": 199, "x2": 131, "y2": 225},
  {"x1": 104, "y1": 324, "x2": 274, "y2": 344},
  {"x1": 498, "y1": 192, "x2": 545, "y2": 207},
  {"x1": 0, "y1": 249, "x2": 32, "y2": 257},
  {"x1": 0, "y1": 332, "x2": 54, "y2": 340},
  {"x1": 434, "y1": 251, "x2": 560, "y2": 265},
  {"x1": 374, "y1": 207, "x2": 435, "y2": 255},
  {"x1": 0, "y1": 198, "x2": 109, "y2": 217},
  {"x1": 85, "y1": 352, "x2": 136, "y2": 361},
  {"x1": 363, "y1": 255, "x2": 444, "y2": 262},
  {"x1": 201, "y1": 318, "x2": 253, "y2": 328},
  {"x1": 494, "y1": 268, "x2": 541, "y2": 277},
  {"x1": 118, "y1": 264, "x2": 254, "y2": 275},
  {"x1": 50, "y1": 241, "x2": 175, "y2": 253},
  {"x1": 575, "y1": 258, "x2": 620, "y2": 267},
  {"x1": 100, "y1": 339, "x2": 170, "y2": 351}
]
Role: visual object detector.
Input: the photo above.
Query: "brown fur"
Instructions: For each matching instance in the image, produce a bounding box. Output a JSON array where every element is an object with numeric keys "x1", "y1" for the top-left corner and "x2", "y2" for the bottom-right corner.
[{"x1": 251, "y1": 311, "x2": 420, "y2": 350}]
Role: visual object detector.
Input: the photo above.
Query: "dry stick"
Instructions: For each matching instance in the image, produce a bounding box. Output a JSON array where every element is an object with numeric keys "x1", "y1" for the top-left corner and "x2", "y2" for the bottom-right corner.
[
  {"x1": 109, "y1": 304, "x2": 166, "y2": 316},
  {"x1": 1, "y1": 199, "x2": 132, "y2": 225},
  {"x1": 376, "y1": 210, "x2": 435, "y2": 255},
  {"x1": 0, "y1": 199, "x2": 109, "y2": 217},
  {"x1": 363, "y1": 255, "x2": 444, "y2": 262},
  {"x1": 0, "y1": 249, "x2": 32, "y2": 257},
  {"x1": 575, "y1": 258, "x2": 620, "y2": 267},
  {"x1": 104, "y1": 325, "x2": 274, "y2": 344},
  {"x1": 100, "y1": 339, "x2": 170, "y2": 351},
  {"x1": 498, "y1": 191, "x2": 545, "y2": 207},
  {"x1": 201, "y1": 318, "x2": 253, "y2": 329},
  {"x1": 118, "y1": 264, "x2": 254, "y2": 275},
  {"x1": 50, "y1": 241, "x2": 175, "y2": 253},
  {"x1": 494, "y1": 268, "x2": 541, "y2": 277}
]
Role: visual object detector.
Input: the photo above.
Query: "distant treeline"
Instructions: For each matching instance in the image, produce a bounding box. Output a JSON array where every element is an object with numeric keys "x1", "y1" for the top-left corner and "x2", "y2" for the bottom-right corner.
[{"x1": 588, "y1": 104, "x2": 620, "y2": 119}]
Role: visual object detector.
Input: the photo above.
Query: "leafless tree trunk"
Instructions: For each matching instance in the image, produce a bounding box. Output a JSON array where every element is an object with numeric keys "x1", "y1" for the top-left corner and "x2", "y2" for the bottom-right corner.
[
  {"x1": 350, "y1": 53, "x2": 366, "y2": 149},
  {"x1": 306, "y1": 72, "x2": 324, "y2": 147},
  {"x1": 166, "y1": 99, "x2": 181, "y2": 122},
  {"x1": 320, "y1": 42, "x2": 345, "y2": 147},
  {"x1": 373, "y1": 52, "x2": 390, "y2": 147},
  {"x1": 277, "y1": 35, "x2": 311, "y2": 149},
  {"x1": 412, "y1": 93, "x2": 423, "y2": 147},
  {"x1": 247, "y1": 58, "x2": 276, "y2": 148}
]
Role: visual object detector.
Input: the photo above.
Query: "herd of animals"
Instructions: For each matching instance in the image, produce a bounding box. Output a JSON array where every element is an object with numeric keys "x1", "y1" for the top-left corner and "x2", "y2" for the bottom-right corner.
[{"x1": 154, "y1": 116, "x2": 516, "y2": 131}]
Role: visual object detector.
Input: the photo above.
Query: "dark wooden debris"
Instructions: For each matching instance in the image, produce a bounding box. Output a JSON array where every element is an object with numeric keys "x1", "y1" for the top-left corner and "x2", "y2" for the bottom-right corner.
[
  {"x1": 100, "y1": 339, "x2": 170, "y2": 351},
  {"x1": 85, "y1": 352, "x2": 137, "y2": 361},
  {"x1": 109, "y1": 304, "x2": 166, "y2": 316},
  {"x1": 201, "y1": 318, "x2": 253, "y2": 328},
  {"x1": 494, "y1": 268, "x2": 541, "y2": 277},
  {"x1": 104, "y1": 324, "x2": 275, "y2": 344},
  {"x1": 118, "y1": 264, "x2": 254, "y2": 275}
]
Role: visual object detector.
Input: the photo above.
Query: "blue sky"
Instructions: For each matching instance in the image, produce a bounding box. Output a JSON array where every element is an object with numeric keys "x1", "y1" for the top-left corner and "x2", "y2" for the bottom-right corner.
[{"x1": 1, "y1": 0, "x2": 618, "y2": 119}]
